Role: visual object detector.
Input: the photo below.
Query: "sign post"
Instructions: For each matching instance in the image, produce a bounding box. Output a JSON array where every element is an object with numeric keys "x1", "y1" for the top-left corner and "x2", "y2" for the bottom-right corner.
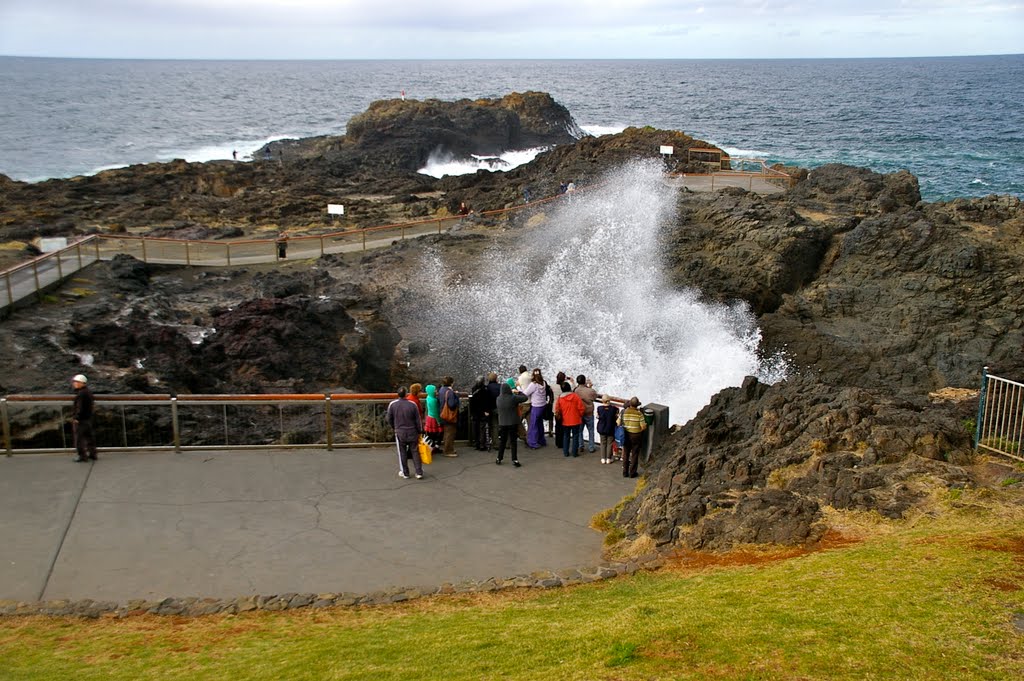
[{"x1": 659, "y1": 145, "x2": 674, "y2": 172}]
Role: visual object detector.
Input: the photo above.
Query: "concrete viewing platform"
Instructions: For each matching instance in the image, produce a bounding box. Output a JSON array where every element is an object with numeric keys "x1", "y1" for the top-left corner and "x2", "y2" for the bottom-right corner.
[{"x1": 0, "y1": 444, "x2": 635, "y2": 604}]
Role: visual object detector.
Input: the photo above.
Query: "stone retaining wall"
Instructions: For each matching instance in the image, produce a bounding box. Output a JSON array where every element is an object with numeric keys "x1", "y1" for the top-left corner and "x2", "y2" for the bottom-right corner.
[{"x1": 0, "y1": 556, "x2": 666, "y2": 619}]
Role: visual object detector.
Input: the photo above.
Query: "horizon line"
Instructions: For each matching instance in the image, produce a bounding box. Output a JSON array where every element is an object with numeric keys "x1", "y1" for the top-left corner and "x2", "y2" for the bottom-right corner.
[{"x1": 2, "y1": 53, "x2": 1022, "y2": 63}]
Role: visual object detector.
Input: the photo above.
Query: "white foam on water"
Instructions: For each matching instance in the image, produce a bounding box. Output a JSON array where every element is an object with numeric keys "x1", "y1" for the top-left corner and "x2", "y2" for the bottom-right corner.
[
  {"x1": 707, "y1": 142, "x2": 770, "y2": 159},
  {"x1": 581, "y1": 124, "x2": 628, "y2": 137},
  {"x1": 155, "y1": 134, "x2": 293, "y2": 164},
  {"x1": 417, "y1": 147, "x2": 548, "y2": 178},
  {"x1": 415, "y1": 160, "x2": 788, "y2": 425}
]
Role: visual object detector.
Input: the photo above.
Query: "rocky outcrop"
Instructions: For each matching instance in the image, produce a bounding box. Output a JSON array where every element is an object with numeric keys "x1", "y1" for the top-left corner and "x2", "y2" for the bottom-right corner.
[
  {"x1": 761, "y1": 189, "x2": 1024, "y2": 390},
  {"x1": 616, "y1": 375, "x2": 974, "y2": 551}
]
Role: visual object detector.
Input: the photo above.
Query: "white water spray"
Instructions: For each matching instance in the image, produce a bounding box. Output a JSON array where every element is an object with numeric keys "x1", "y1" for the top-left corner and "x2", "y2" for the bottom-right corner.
[{"x1": 417, "y1": 160, "x2": 788, "y2": 424}]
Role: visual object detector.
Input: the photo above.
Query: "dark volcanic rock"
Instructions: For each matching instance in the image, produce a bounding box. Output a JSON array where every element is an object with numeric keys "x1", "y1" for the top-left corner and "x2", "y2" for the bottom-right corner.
[
  {"x1": 106, "y1": 254, "x2": 150, "y2": 293},
  {"x1": 786, "y1": 164, "x2": 921, "y2": 213},
  {"x1": 665, "y1": 190, "x2": 834, "y2": 314},
  {"x1": 202, "y1": 297, "x2": 359, "y2": 392},
  {"x1": 617, "y1": 375, "x2": 974, "y2": 550},
  {"x1": 760, "y1": 192, "x2": 1024, "y2": 389}
]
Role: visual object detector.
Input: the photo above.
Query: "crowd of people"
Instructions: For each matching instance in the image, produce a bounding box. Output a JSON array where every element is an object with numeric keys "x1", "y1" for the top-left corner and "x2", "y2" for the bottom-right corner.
[{"x1": 386, "y1": 366, "x2": 649, "y2": 481}]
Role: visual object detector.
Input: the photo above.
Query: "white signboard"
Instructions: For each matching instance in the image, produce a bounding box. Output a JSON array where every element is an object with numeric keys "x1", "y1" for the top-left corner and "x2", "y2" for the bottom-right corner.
[
  {"x1": 327, "y1": 204, "x2": 345, "y2": 215},
  {"x1": 660, "y1": 145, "x2": 674, "y2": 155},
  {"x1": 38, "y1": 237, "x2": 68, "y2": 253}
]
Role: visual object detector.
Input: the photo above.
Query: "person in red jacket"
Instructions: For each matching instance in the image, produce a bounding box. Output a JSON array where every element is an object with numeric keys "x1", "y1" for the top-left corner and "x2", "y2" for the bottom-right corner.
[{"x1": 554, "y1": 380, "x2": 585, "y2": 457}]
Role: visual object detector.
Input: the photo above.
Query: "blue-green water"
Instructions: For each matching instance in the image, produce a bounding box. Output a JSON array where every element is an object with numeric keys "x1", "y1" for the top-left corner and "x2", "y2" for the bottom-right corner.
[{"x1": 1, "y1": 55, "x2": 1021, "y2": 201}]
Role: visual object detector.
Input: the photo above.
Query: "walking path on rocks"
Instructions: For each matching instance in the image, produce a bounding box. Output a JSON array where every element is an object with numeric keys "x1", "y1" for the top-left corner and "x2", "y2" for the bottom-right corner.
[{"x1": 0, "y1": 444, "x2": 634, "y2": 604}]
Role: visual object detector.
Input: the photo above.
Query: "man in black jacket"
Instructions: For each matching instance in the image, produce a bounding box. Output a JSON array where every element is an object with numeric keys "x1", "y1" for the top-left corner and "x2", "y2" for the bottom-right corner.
[
  {"x1": 71, "y1": 374, "x2": 98, "y2": 462},
  {"x1": 495, "y1": 382, "x2": 528, "y2": 467}
]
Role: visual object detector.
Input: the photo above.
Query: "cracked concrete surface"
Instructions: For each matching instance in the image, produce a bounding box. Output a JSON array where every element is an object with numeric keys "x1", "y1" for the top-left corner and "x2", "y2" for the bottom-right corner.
[{"x1": 0, "y1": 445, "x2": 635, "y2": 602}]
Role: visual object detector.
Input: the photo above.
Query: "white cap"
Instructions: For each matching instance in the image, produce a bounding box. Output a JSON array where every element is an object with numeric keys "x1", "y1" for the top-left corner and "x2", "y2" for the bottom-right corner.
[{"x1": 72, "y1": 374, "x2": 88, "y2": 384}]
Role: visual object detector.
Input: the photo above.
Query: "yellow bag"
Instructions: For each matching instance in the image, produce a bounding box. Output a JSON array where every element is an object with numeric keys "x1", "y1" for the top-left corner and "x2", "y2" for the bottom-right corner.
[{"x1": 418, "y1": 436, "x2": 432, "y2": 465}]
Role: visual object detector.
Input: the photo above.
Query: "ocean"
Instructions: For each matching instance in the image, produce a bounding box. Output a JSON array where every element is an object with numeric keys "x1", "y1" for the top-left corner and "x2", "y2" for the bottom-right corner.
[{"x1": 1, "y1": 55, "x2": 1022, "y2": 201}]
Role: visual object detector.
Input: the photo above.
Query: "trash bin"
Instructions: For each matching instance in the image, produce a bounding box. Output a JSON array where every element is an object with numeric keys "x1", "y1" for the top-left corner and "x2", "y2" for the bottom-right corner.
[{"x1": 641, "y1": 403, "x2": 670, "y2": 465}]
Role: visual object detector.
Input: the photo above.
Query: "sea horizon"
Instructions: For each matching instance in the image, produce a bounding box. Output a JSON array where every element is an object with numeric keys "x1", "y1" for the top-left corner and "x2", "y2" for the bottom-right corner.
[{"x1": 2, "y1": 55, "x2": 1022, "y2": 200}]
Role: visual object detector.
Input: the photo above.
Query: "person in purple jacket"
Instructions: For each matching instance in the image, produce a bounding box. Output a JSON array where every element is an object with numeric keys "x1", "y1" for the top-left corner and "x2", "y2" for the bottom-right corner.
[{"x1": 522, "y1": 368, "x2": 549, "y2": 449}]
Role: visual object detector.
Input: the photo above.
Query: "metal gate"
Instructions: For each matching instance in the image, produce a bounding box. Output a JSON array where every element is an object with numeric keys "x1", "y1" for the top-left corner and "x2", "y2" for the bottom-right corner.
[{"x1": 974, "y1": 367, "x2": 1023, "y2": 462}]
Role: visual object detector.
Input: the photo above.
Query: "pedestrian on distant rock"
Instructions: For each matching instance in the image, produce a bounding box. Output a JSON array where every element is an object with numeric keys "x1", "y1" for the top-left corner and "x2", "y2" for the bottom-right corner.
[
  {"x1": 437, "y1": 376, "x2": 460, "y2": 457},
  {"x1": 458, "y1": 201, "x2": 470, "y2": 216},
  {"x1": 522, "y1": 368, "x2": 548, "y2": 449},
  {"x1": 387, "y1": 387, "x2": 424, "y2": 479},
  {"x1": 232, "y1": 150, "x2": 238, "y2": 160},
  {"x1": 620, "y1": 397, "x2": 648, "y2": 478},
  {"x1": 554, "y1": 381, "x2": 585, "y2": 457},
  {"x1": 423, "y1": 384, "x2": 443, "y2": 453},
  {"x1": 596, "y1": 396, "x2": 620, "y2": 464},
  {"x1": 276, "y1": 233, "x2": 288, "y2": 259},
  {"x1": 495, "y1": 382, "x2": 528, "y2": 467},
  {"x1": 574, "y1": 374, "x2": 598, "y2": 453},
  {"x1": 71, "y1": 374, "x2": 97, "y2": 462}
]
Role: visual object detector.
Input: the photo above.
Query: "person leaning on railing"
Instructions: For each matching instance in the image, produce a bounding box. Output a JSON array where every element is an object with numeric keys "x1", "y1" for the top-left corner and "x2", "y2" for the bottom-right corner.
[{"x1": 619, "y1": 397, "x2": 648, "y2": 479}]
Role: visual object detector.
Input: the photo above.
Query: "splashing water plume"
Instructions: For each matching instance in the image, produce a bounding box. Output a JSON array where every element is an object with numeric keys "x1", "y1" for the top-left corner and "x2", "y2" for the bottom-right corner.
[{"x1": 418, "y1": 161, "x2": 787, "y2": 424}]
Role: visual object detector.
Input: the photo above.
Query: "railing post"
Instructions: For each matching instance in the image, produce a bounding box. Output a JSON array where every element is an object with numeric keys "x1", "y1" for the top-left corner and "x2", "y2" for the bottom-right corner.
[
  {"x1": 5, "y1": 271, "x2": 12, "y2": 308},
  {"x1": 320, "y1": 236, "x2": 325, "y2": 257},
  {"x1": 171, "y1": 396, "x2": 181, "y2": 452},
  {"x1": 974, "y1": 366, "x2": 989, "y2": 449},
  {"x1": 226, "y1": 243, "x2": 231, "y2": 266},
  {"x1": 362, "y1": 229, "x2": 367, "y2": 251},
  {"x1": 56, "y1": 251, "x2": 64, "y2": 281},
  {"x1": 185, "y1": 241, "x2": 191, "y2": 266},
  {"x1": 76, "y1": 242, "x2": 83, "y2": 269},
  {"x1": 141, "y1": 238, "x2": 147, "y2": 262},
  {"x1": 325, "y1": 394, "x2": 333, "y2": 450},
  {"x1": 32, "y1": 261, "x2": 41, "y2": 301},
  {"x1": 120, "y1": 404, "x2": 128, "y2": 448},
  {"x1": 94, "y1": 237, "x2": 100, "y2": 262},
  {"x1": 2, "y1": 398, "x2": 12, "y2": 456},
  {"x1": 437, "y1": 219, "x2": 442, "y2": 234}
]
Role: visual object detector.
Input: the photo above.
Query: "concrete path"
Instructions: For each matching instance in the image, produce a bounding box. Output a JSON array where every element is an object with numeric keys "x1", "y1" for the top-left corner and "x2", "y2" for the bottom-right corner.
[{"x1": 0, "y1": 444, "x2": 635, "y2": 602}]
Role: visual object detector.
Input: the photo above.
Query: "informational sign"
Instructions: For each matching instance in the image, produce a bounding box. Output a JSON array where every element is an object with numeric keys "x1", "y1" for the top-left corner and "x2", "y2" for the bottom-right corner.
[
  {"x1": 327, "y1": 204, "x2": 345, "y2": 215},
  {"x1": 660, "y1": 145, "x2": 674, "y2": 155},
  {"x1": 38, "y1": 237, "x2": 68, "y2": 252}
]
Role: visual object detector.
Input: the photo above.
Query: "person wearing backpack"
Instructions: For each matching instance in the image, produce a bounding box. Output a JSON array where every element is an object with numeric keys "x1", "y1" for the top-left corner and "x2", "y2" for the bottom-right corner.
[
  {"x1": 596, "y1": 396, "x2": 620, "y2": 464},
  {"x1": 438, "y1": 376, "x2": 460, "y2": 457},
  {"x1": 620, "y1": 396, "x2": 648, "y2": 478}
]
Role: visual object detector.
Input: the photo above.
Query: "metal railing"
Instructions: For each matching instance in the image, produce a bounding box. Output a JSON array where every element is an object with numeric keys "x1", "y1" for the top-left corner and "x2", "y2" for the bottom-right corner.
[
  {"x1": 974, "y1": 367, "x2": 1023, "y2": 462},
  {"x1": 0, "y1": 215, "x2": 467, "y2": 312},
  {"x1": 1, "y1": 393, "x2": 418, "y2": 455}
]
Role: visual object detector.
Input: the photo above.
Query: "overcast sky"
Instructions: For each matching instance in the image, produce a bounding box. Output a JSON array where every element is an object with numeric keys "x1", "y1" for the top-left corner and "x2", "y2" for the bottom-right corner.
[{"x1": 1, "y1": 0, "x2": 1021, "y2": 59}]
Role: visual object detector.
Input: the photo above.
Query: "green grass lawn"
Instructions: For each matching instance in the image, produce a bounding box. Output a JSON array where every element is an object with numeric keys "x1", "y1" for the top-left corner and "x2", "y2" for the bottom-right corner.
[{"x1": 2, "y1": 489, "x2": 1023, "y2": 681}]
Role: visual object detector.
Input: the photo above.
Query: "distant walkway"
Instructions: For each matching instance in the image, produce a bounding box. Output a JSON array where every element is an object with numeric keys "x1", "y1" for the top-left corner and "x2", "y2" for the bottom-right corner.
[
  {"x1": 0, "y1": 446, "x2": 633, "y2": 602},
  {"x1": 1, "y1": 170, "x2": 786, "y2": 314}
]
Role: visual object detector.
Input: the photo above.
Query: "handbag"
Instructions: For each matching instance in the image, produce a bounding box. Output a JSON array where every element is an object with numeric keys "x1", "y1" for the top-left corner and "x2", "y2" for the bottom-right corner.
[
  {"x1": 440, "y1": 388, "x2": 459, "y2": 423},
  {"x1": 418, "y1": 436, "x2": 433, "y2": 464}
]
